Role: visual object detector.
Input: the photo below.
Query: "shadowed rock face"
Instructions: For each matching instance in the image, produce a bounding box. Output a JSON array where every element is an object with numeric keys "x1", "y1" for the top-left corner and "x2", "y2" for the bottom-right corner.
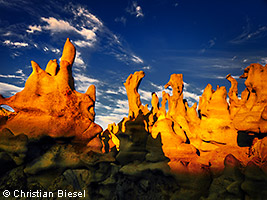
[{"x1": 0, "y1": 39, "x2": 102, "y2": 145}]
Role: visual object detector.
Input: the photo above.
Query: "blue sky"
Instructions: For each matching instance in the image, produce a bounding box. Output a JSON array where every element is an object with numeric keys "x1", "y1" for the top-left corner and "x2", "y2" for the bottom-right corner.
[{"x1": 1, "y1": 0, "x2": 267, "y2": 128}]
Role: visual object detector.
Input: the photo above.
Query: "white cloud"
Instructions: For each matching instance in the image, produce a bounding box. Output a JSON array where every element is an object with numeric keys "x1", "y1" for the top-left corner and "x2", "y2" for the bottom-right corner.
[
  {"x1": 230, "y1": 17, "x2": 267, "y2": 44},
  {"x1": 150, "y1": 82, "x2": 164, "y2": 91},
  {"x1": 139, "y1": 89, "x2": 152, "y2": 101},
  {"x1": 41, "y1": 17, "x2": 77, "y2": 33},
  {"x1": 131, "y1": 55, "x2": 144, "y2": 64},
  {"x1": 0, "y1": 69, "x2": 26, "y2": 82},
  {"x1": 113, "y1": 99, "x2": 129, "y2": 114},
  {"x1": 95, "y1": 114, "x2": 123, "y2": 130},
  {"x1": 40, "y1": 16, "x2": 98, "y2": 47},
  {"x1": 73, "y1": 6, "x2": 103, "y2": 27},
  {"x1": 26, "y1": 25, "x2": 42, "y2": 33},
  {"x1": 118, "y1": 86, "x2": 127, "y2": 95},
  {"x1": 215, "y1": 75, "x2": 239, "y2": 80},
  {"x1": 51, "y1": 48, "x2": 60, "y2": 54},
  {"x1": 3, "y1": 40, "x2": 28, "y2": 47},
  {"x1": 232, "y1": 56, "x2": 237, "y2": 60},
  {"x1": 183, "y1": 91, "x2": 199, "y2": 102},
  {"x1": 43, "y1": 47, "x2": 49, "y2": 52},
  {"x1": 95, "y1": 99, "x2": 129, "y2": 129},
  {"x1": 74, "y1": 51, "x2": 86, "y2": 69},
  {"x1": 260, "y1": 57, "x2": 267, "y2": 65},
  {"x1": 0, "y1": 82, "x2": 23, "y2": 96},
  {"x1": 3, "y1": 31, "x2": 12, "y2": 36},
  {"x1": 74, "y1": 40, "x2": 94, "y2": 48},
  {"x1": 0, "y1": 74, "x2": 21, "y2": 79},
  {"x1": 106, "y1": 90, "x2": 118, "y2": 94},
  {"x1": 74, "y1": 74, "x2": 99, "y2": 84},
  {"x1": 127, "y1": 1, "x2": 144, "y2": 18},
  {"x1": 135, "y1": 6, "x2": 144, "y2": 18},
  {"x1": 73, "y1": 73, "x2": 99, "y2": 93},
  {"x1": 231, "y1": 26, "x2": 267, "y2": 44},
  {"x1": 232, "y1": 75, "x2": 239, "y2": 79},
  {"x1": 78, "y1": 27, "x2": 97, "y2": 41},
  {"x1": 142, "y1": 66, "x2": 151, "y2": 70},
  {"x1": 21, "y1": 5, "x2": 145, "y2": 69}
]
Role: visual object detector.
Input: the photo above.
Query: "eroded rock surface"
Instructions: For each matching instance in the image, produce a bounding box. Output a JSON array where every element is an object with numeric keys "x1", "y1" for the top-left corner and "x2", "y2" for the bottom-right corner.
[
  {"x1": 0, "y1": 39, "x2": 267, "y2": 199},
  {"x1": 0, "y1": 39, "x2": 102, "y2": 146},
  {"x1": 232, "y1": 63, "x2": 267, "y2": 133}
]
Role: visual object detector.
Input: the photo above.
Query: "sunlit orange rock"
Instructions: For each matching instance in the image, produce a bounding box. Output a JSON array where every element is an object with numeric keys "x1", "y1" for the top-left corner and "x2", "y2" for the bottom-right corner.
[
  {"x1": 158, "y1": 91, "x2": 169, "y2": 119},
  {"x1": 165, "y1": 74, "x2": 196, "y2": 140},
  {"x1": 233, "y1": 63, "x2": 267, "y2": 133},
  {"x1": 124, "y1": 71, "x2": 149, "y2": 118},
  {"x1": 226, "y1": 74, "x2": 246, "y2": 119},
  {"x1": 0, "y1": 39, "x2": 102, "y2": 146},
  {"x1": 151, "y1": 118, "x2": 187, "y2": 159},
  {"x1": 197, "y1": 84, "x2": 237, "y2": 148}
]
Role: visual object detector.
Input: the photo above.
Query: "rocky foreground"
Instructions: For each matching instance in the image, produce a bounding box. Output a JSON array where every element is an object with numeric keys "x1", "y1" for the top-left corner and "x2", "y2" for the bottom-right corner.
[{"x1": 0, "y1": 39, "x2": 266, "y2": 199}]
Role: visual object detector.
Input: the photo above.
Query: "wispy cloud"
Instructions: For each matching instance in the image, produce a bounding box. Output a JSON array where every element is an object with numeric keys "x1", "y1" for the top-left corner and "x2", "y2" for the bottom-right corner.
[
  {"x1": 139, "y1": 89, "x2": 152, "y2": 101},
  {"x1": 40, "y1": 17, "x2": 98, "y2": 47},
  {"x1": 41, "y1": 17, "x2": 77, "y2": 33},
  {"x1": 215, "y1": 75, "x2": 239, "y2": 79},
  {"x1": 73, "y1": 51, "x2": 86, "y2": 69},
  {"x1": 0, "y1": 82, "x2": 23, "y2": 97},
  {"x1": 26, "y1": 25, "x2": 42, "y2": 33},
  {"x1": 3, "y1": 40, "x2": 29, "y2": 47},
  {"x1": 73, "y1": 73, "x2": 100, "y2": 94},
  {"x1": 95, "y1": 114, "x2": 123, "y2": 130},
  {"x1": 112, "y1": 99, "x2": 129, "y2": 114},
  {"x1": 51, "y1": 48, "x2": 60, "y2": 54},
  {"x1": 23, "y1": 4, "x2": 146, "y2": 67},
  {"x1": 135, "y1": 5, "x2": 144, "y2": 18},
  {"x1": 115, "y1": 16, "x2": 127, "y2": 25},
  {"x1": 106, "y1": 90, "x2": 118, "y2": 95},
  {"x1": 95, "y1": 99, "x2": 129, "y2": 129},
  {"x1": 230, "y1": 18, "x2": 267, "y2": 44},
  {"x1": 126, "y1": 1, "x2": 144, "y2": 18},
  {"x1": 0, "y1": 69, "x2": 27, "y2": 82},
  {"x1": 200, "y1": 38, "x2": 216, "y2": 53},
  {"x1": 74, "y1": 40, "x2": 94, "y2": 48},
  {"x1": 131, "y1": 55, "x2": 144, "y2": 64},
  {"x1": 142, "y1": 66, "x2": 151, "y2": 70}
]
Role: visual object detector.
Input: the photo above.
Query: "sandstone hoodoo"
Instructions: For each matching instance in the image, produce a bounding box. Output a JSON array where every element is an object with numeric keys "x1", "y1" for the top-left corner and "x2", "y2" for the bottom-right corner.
[
  {"x1": 0, "y1": 39, "x2": 266, "y2": 199},
  {"x1": 0, "y1": 39, "x2": 102, "y2": 146}
]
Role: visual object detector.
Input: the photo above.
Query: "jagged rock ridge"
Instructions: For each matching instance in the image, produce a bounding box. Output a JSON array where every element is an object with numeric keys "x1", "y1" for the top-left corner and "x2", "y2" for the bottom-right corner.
[
  {"x1": 0, "y1": 39, "x2": 102, "y2": 147},
  {"x1": 0, "y1": 39, "x2": 266, "y2": 199}
]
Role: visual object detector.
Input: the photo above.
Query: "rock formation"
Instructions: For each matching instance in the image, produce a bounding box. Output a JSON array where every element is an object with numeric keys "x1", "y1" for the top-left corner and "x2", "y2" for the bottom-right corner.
[
  {"x1": 232, "y1": 63, "x2": 267, "y2": 133},
  {"x1": 105, "y1": 61, "x2": 267, "y2": 199},
  {"x1": 0, "y1": 39, "x2": 266, "y2": 199},
  {"x1": 124, "y1": 71, "x2": 149, "y2": 119},
  {"x1": 0, "y1": 38, "x2": 102, "y2": 146}
]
